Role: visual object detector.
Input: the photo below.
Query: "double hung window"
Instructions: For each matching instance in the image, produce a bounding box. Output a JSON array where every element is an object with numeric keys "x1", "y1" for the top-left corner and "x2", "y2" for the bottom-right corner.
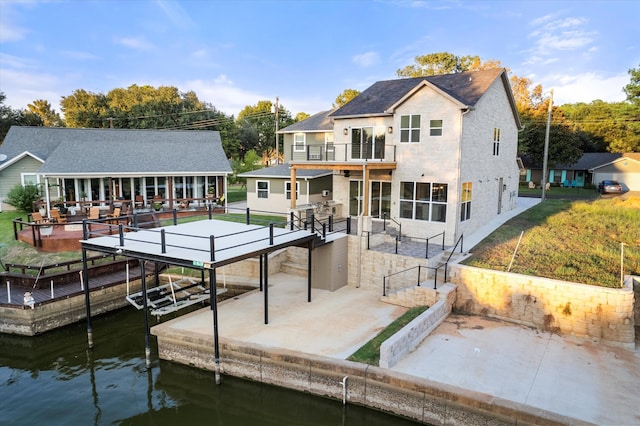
[
  {"x1": 257, "y1": 181, "x2": 269, "y2": 199},
  {"x1": 400, "y1": 115, "x2": 420, "y2": 143}
]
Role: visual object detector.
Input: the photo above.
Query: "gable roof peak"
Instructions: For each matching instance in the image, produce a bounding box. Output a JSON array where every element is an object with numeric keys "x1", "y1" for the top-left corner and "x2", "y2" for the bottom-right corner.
[{"x1": 330, "y1": 68, "x2": 506, "y2": 118}]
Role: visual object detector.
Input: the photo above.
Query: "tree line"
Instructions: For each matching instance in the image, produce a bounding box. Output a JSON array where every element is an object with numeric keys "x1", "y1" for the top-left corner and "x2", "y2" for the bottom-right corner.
[{"x1": 1, "y1": 53, "x2": 638, "y2": 172}]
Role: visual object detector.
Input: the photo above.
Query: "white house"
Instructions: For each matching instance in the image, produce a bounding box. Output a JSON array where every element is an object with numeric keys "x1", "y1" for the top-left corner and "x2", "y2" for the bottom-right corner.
[{"x1": 248, "y1": 68, "x2": 522, "y2": 245}]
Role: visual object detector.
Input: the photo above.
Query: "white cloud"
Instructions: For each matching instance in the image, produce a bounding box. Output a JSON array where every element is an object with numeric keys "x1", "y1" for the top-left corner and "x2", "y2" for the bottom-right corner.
[
  {"x1": 527, "y1": 14, "x2": 597, "y2": 62},
  {"x1": 113, "y1": 36, "x2": 154, "y2": 50},
  {"x1": 0, "y1": 20, "x2": 27, "y2": 42},
  {"x1": 155, "y1": 0, "x2": 195, "y2": 30},
  {"x1": 181, "y1": 76, "x2": 264, "y2": 116},
  {"x1": 543, "y1": 72, "x2": 628, "y2": 104},
  {"x1": 0, "y1": 68, "x2": 62, "y2": 111},
  {"x1": 353, "y1": 51, "x2": 380, "y2": 67}
]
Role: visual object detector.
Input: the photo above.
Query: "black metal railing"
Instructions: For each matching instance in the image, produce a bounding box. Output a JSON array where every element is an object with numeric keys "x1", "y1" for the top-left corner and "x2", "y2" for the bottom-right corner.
[
  {"x1": 382, "y1": 264, "x2": 446, "y2": 297},
  {"x1": 444, "y1": 234, "x2": 464, "y2": 283}
]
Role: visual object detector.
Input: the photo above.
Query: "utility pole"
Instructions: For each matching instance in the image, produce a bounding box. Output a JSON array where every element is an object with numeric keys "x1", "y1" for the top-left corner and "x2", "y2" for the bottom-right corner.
[
  {"x1": 274, "y1": 97, "x2": 279, "y2": 165},
  {"x1": 541, "y1": 89, "x2": 553, "y2": 202}
]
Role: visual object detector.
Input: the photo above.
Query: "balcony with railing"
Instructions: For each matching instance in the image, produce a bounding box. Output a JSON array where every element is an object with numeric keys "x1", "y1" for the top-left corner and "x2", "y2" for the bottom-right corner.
[{"x1": 289, "y1": 143, "x2": 397, "y2": 164}]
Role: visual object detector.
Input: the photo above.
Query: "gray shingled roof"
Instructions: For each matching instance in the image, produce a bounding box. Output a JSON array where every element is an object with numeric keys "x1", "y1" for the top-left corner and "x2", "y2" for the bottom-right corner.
[
  {"x1": 522, "y1": 153, "x2": 623, "y2": 170},
  {"x1": 0, "y1": 126, "x2": 231, "y2": 175},
  {"x1": 238, "y1": 164, "x2": 332, "y2": 179},
  {"x1": 279, "y1": 109, "x2": 336, "y2": 133},
  {"x1": 330, "y1": 68, "x2": 505, "y2": 117}
]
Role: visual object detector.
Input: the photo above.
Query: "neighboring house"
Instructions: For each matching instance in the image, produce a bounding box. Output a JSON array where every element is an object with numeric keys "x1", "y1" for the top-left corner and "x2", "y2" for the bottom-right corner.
[
  {"x1": 589, "y1": 153, "x2": 640, "y2": 191},
  {"x1": 239, "y1": 109, "x2": 335, "y2": 215},
  {"x1": 521, "y1": 152, "x2": 640, "y2": 190},
  {"x1": 248, "y1": 68, "x2": 523, "y2": 245},
  {"x1": 0, "y1": 126, "x2": 232, "y2": 212}
]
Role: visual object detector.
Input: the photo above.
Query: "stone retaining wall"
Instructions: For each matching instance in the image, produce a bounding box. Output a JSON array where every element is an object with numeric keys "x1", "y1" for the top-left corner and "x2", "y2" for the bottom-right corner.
[
  {"x1": 448, "y1": 264, "x2": 636, "y2": 348},
  {"x1": 0, "y1": 279, "x2": 143, "y2": 335},
  {"x1": 153, "y1": 326, "x2": 587, "y2": 426},
  {"x1": 346, "y1": 235, "x2": 441, "y2": 291},
  {"x1": 379, "y1": 284, "x2": 456, "y2": 369}
]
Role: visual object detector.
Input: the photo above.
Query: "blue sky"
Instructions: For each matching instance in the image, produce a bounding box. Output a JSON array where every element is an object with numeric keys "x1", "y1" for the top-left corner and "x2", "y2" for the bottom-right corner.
[{"x1": 1, "y1": 0, "x2": 638, "y2": 118}]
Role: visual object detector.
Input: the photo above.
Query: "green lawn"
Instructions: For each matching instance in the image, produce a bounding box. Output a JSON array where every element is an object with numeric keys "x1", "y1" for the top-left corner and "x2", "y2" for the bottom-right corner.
[
  {"x1": 226, "y1": 184, "x2": 246, "y2": 203},
  {"x1": 463, "y1": 196, "x2": 640, "y2": 287}
]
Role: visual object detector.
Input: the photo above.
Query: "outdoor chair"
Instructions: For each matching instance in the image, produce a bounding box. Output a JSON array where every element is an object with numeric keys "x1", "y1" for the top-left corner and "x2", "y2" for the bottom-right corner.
[
  {"x1": 107, "y1": 207, "x2": 121, "y2": 224},
  {"x1": 50, "y1": 209, "x2": 67, "y2": 223},
  {"x1": 134, "y1": 195, "x2": 144, "y2": 209},
  {"x1": 31, "y1": 212, "x2": 46, "y2": 223},
  {"x1": 88, "y1": 207, "x2": 100, "y2": 220}
]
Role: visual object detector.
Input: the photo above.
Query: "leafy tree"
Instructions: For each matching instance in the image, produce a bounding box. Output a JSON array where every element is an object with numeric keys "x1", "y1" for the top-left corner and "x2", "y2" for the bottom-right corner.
[
  {"x1": 6, "y1": 183, "x2": 41, "y2": 212},
  {"x1": 295, "y1": 112, "x2": 310, "y2": 122},
  {"x1": 230, "y1": 149, "x2": 262, "y2": 187},
  {"x1": 60, "y1": 85, "x2": 215, "y2": 129},
  {"x1": 623, "y1": 64, "x2": 640, "y2": 106},
  {"x1": 518, "y1": 105, "x2": 583, "y2": 167},
  {"x1": 0, "y1": 92, "x2": 43, "y2": 144},
  {"x1": 237, "y1": 100, "x2": 295, "y2": 157},
  {"x1": 60, "y1": 89, "x2": 109, "y2": 128},
  {"x1": 396, "y1": 52, "x2": 503, "y2": 77},
  {"x1": 334, "y1": 89, "x2": 360, "y2": 107},
  {"x1": 560, "y1": 100, "x2": 640, "y2": 153},
  {"x1": 27, "y1": 99, "x2": 64, "y2": 127}
]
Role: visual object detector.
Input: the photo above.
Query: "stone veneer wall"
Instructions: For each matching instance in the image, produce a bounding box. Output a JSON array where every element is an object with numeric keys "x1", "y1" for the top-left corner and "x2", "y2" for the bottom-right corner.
[
  {"x1": 346, "y1": 235, "x2": 442, "y2": 292},
  {"x1": 153, "y1": 327, "x2": 584, "y2": 426},
  {"x1": 448, "y1": 264, "x2": 636, "y2": 348},
  {"x1": 379, "y1": 284, "x2": 456, "y2": 369}
]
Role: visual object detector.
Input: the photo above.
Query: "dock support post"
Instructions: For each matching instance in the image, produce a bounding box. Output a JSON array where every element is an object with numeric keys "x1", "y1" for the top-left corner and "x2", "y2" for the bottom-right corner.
[
  {"x1": 81, "y1": 247, "x2": 93, "y2": 349},
  {"x1": 209, "y1": 268, "x2": 221, "y2": 384},
  {"x1": 264, "y1": 252, "x2": 269, "y2": 324},
  {"x1": 140, "y1": 260, "x2": 151, "y2": 368},
  {"x1": 308, "y1": 242, "x2": 312, "y2": 303}
]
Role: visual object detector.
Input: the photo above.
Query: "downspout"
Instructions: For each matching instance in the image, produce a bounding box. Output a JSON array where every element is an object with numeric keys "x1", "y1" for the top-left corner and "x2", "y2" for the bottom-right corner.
[
  {"x1": 454, "y1": 107, "x2": 472, "y2": 245},
  {"x1": 305, "y1": 177, "x2": 309, "y2": 205}
]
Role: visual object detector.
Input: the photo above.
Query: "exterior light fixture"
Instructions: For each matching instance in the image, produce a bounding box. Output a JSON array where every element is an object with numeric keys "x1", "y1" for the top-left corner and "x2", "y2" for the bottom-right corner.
[
  {"x1": 343, "y1": 128, "x2": 348, "y2": 135},
  {"x1": 388, "y1": 126, "x2": 393, "y2": 134}
]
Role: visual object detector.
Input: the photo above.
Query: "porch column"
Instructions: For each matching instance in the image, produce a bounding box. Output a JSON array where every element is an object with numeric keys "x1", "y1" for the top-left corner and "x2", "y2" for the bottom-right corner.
[
  {"x1": 167, "y1": 176, "x2": 174, "y2": 209},
  {"x1": 290, "y1": 167, "x2": 297, "y2": 209},
  {"x1": 44, "y1": 177, "x2": 51, "y2": 216},
  {"x1": 362, "y1": 165, "x2": 370, "y2": 216}
]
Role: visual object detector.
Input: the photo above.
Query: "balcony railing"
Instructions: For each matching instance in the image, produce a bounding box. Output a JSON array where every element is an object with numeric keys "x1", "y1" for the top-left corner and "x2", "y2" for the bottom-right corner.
[{"x1": 290, "y1": 143, "x2": 397, "y2": 163}]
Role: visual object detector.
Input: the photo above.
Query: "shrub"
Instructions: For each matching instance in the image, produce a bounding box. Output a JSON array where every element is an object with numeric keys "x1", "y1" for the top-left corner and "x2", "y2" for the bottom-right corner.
[{"x1": 6, "y1": 183, "x2": 41, "y2": 211}]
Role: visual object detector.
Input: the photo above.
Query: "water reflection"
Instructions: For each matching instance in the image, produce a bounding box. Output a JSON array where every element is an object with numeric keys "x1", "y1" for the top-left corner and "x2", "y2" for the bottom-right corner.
[{"x1": 0, "y1": 308, "x2": 421, "y2": 425}]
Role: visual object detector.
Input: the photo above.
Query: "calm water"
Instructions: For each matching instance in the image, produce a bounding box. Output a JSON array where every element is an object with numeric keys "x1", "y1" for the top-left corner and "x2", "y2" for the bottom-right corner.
[{"x1": 0, "y1": 308, "x2": 422, "y2": 426}]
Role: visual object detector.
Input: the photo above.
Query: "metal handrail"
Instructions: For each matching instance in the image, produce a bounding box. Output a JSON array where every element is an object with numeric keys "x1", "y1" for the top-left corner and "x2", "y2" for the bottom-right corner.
[
  {"x1": 382, "y1": 264, "x2": 445, "y2": 296},
  {"x1": 444, "y1": 234, "x2": 464, "y2": 282}
]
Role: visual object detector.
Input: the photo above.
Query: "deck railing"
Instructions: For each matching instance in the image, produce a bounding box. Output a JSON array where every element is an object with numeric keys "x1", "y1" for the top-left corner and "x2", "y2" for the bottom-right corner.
[{"x1": 289, "y1": 143, "x2": 397, "y2": 163}]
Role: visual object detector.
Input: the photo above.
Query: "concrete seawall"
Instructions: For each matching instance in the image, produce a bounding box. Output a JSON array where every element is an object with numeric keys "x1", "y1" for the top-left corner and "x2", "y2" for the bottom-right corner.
[
  {"x1": 0, "y1": 279, "x2": 144, "y2": 335},
  {"x1": 153, "y1": 327, "x2": 589, "y2": 426}
]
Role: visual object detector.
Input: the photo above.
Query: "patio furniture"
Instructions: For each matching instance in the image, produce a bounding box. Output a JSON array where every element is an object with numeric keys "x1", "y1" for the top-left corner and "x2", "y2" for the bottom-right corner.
[
  {"x1": 134, "y1": 195, "x2": 144, "y2": 209},
  {"x1": 31, "y1": 212, "x2": 47, "y2": 223},
  {"x1": 50, "y1": 209, "x2": 67, "y2": 223},
  {"x1": 107, "y1": 207, "x2": 121, "y2": 224},
  {"x1": 88, "y1": 207, "x2": 100, "y2": 220}
]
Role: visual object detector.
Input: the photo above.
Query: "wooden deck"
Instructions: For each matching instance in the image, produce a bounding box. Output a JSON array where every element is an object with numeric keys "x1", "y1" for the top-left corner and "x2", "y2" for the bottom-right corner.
[{"x1": 0, "y1": 263, "x2": 156, "y2": 309}]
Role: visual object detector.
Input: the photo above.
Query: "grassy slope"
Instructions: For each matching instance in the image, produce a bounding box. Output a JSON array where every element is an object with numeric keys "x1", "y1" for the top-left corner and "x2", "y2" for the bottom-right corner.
[{"x1": 463, "y1": 197, "x2": 640, "y2": 287}]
